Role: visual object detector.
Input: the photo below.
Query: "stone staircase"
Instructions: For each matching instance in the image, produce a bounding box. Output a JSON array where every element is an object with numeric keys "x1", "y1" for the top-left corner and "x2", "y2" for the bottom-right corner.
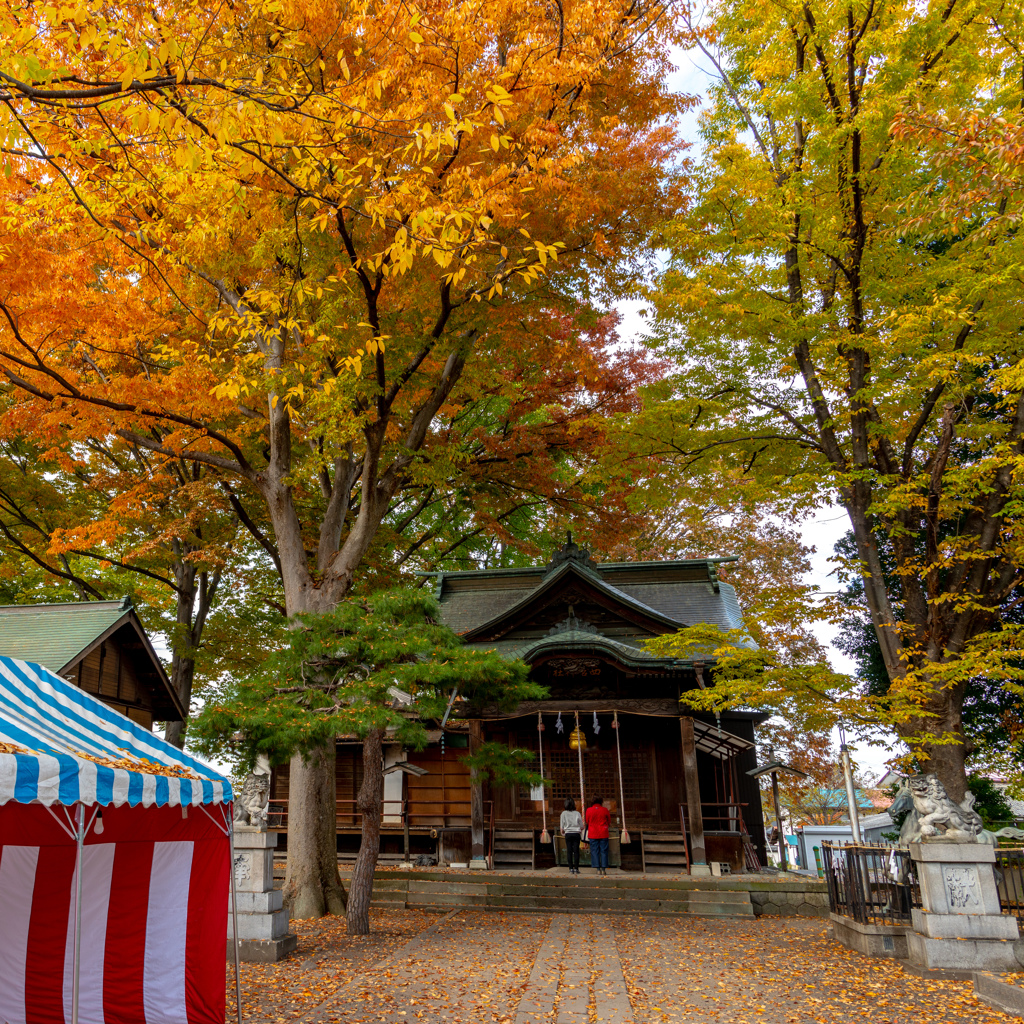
[
  {"x1": 367, "y1": 872, "x2": 754, "y2": 917},
  {"x1": 492, "y1": 829, "x2": 536, "y2": 871}
]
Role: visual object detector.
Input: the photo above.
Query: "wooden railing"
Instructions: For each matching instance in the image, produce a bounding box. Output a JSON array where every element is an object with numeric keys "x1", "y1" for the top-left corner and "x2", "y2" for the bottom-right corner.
[
  {"x1": 267, "y1": 798, "x2": 482, "y2": 832},
  {"x1": 679, "y1": 801, "x2": 748, "y2": 833}
]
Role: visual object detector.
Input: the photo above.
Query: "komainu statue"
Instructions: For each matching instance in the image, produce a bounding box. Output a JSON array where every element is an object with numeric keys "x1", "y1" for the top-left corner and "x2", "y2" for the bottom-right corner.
[
  {"x1": 233, "y1": 754, "x2": 271, "y2": 830},
  {"x1": 901, "y1": 773, "x2": 984, "y2": 842}
]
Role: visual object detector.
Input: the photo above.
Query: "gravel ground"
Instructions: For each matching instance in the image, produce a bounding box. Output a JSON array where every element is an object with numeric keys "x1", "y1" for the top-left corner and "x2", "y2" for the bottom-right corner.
[
  {"x1": 615, "y1": 915, "x2": 1016, "y2": 1024},
  {"x1": 228, "y1": 909, "x2": 546, "y2": 1024},
  {"x1": 228, "y1": 909, "x2": 436, "y2": 1023}
]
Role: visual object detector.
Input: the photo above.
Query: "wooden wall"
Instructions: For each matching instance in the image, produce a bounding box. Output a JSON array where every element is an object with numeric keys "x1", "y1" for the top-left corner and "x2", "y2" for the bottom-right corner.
[
  {"x1": 405, "y1": 746, "x2": 471, "y2": 826},
  {"x1": 74, "y1": 639, "x2": 152, "y2": 728}
]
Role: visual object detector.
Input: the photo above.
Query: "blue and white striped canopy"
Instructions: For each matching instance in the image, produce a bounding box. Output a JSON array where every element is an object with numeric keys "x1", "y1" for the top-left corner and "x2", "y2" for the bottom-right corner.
[{"x1": 0, "y1": 657, "x2": 232, "y2": 808}]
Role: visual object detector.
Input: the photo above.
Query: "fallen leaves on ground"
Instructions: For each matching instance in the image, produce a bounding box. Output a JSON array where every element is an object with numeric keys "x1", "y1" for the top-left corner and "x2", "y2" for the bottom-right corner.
[
  {"x1": 616, "y1": 916, "x2": 1014, "y2": 1023},
  {"x1": 227, "y1": 909, "x2": 543, "y2": 1024},
  {"x1": 227, "y1": 909, "x2": 434, "y2": 1023}
]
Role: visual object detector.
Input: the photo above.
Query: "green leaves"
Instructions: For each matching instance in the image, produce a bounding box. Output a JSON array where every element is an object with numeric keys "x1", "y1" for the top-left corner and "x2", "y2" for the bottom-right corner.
[
  {"x1": 190, "y1": 589, "x2": 543, "y2": 771},
  {"x1": 645, "y1": 0, "x2": 1024, "y2": 793}
]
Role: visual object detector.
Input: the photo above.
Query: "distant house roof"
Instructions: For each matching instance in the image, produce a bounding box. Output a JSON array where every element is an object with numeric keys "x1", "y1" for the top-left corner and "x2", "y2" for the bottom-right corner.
[{"x1": 0, "y1": 598, "x2": 183, "y2": 720}]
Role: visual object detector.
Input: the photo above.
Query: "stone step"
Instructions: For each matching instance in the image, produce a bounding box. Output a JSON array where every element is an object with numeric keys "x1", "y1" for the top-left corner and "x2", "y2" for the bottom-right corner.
[
  {"x1": 458, "y1": 894, "x2": 752, "y2": 916},
  {"x1": 369, "y1": 877, "x2": 755, "y2": 917}
]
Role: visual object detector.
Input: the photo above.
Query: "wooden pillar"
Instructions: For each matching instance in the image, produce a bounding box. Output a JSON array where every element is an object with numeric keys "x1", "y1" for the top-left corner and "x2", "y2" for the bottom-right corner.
[
  {"x1": 680, "y1": 717, "x2": 707, "y2": 865},
  {"x1": 469, "y1": 719, "x2": 485, "y2": 863}
]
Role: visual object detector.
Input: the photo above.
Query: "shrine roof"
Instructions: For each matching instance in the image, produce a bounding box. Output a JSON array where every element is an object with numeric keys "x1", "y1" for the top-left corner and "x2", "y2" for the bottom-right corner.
[
  {"x1": 426, "y1": 540, "x2": 746, "y2": 642},
  {"x1": 463, "y1": 630, "x2": 669, "y2": 667}
]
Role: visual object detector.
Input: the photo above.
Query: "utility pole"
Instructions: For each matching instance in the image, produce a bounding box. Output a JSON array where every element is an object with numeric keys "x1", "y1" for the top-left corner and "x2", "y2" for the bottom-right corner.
[{"x1": 839, "y1": 725, "x2": 862, "y2": 843}]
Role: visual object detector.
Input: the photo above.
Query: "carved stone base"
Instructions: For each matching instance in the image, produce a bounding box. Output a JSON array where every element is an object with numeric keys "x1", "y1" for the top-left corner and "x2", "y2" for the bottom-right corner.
[
  {"x1": 229, "y1": 827, "x2": 297, "y2": 962},
  {"x1": 906, "y1": 931, "x2": 1021, "y2": 973},
  {"x1": 906, "y1": 840, "x2": 1021, "y2": 975}
]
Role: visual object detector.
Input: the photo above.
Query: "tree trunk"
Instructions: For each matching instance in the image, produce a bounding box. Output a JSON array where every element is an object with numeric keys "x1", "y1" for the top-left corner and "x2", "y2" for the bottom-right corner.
[
  {"x1": 895, "y1": 679, "x2": 970, "y2": 803},
  {"x1": 162, "y1": 654, "x2": 193, "y2": 749},
  {"x1": 163, "y1": 560, "x2": 222, "y2": 750},
  {"x1": 282, "y1": 744, "x2": 346, "y2": 919},
  {"x1": 347, "y1": 727, "x2": 384, "y2": 935},
  {"x1": 163, "y1": 559, "x2": 197, "y2": 749},
  {"x1": 915, "y1": 739, "x2": 969, "y2": 804},
  {"x1": 469, "y1": 719, "x2": 485, "y2": 862}
]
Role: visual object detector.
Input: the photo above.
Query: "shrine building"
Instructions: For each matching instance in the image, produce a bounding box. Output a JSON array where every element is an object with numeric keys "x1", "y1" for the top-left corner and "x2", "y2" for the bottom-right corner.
[{"x1": 271, "y1": 538, "x2": 768, "y2": 874}]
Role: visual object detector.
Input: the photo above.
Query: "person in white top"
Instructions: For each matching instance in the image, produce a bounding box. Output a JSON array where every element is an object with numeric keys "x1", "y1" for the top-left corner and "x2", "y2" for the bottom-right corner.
[{"x1": 560, "y1": 797, "x2": 584, "y2": 875}]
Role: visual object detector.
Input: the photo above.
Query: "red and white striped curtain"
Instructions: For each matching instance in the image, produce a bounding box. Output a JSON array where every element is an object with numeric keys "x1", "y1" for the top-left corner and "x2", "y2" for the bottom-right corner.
[{"x1": 0, "y1": 803, "x2": 229, "y2": 1024}]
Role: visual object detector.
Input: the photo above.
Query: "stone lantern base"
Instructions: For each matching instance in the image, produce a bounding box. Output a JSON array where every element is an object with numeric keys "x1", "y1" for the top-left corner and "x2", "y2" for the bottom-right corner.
[{"x1": 228, "y1": 826, "x2": 297, "y2": 963}]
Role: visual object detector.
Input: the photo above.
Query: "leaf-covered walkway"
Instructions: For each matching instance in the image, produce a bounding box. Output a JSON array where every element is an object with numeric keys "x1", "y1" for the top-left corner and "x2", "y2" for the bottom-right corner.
[{"x1": 231, "y1": 909, "x2": 1016, "y2": 1023}]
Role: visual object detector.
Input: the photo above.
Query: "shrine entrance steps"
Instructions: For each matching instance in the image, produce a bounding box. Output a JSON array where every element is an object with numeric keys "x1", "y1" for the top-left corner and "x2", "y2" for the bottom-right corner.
[{"x1": 365, "y1": 870, "x2": 754, "y2": 918}]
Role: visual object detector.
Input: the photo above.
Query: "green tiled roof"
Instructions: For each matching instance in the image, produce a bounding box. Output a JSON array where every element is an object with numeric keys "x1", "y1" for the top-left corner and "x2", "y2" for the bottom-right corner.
[{"x1": 0, "y1": 598, "x2": 134, "y2": 671}]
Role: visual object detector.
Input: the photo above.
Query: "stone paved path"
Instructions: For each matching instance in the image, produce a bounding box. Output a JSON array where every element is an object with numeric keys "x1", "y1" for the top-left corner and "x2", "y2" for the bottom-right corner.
[{"x1": 514, "y1": 915, "x2": 632, "y2": 1024}]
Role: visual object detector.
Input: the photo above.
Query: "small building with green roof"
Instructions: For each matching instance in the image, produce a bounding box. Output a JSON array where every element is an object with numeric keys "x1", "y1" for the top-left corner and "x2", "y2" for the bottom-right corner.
[{"x1": 0, "y1": 597, "x2": 184, "y2": 729}]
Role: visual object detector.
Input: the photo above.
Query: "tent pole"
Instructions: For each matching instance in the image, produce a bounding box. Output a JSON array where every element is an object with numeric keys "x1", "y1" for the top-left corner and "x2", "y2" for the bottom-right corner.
[
  {"x1": 72, "y1": 803, "x2": 84, "y2": 1024},
  {"x1": 228, "y1": 815, "x2": 243, "y2": 1024}
]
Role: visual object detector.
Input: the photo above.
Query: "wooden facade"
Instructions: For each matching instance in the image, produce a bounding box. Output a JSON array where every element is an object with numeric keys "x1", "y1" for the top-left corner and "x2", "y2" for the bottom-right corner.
[{"x1": 271, "y1": 540, "x2": 768, "y2": 871}]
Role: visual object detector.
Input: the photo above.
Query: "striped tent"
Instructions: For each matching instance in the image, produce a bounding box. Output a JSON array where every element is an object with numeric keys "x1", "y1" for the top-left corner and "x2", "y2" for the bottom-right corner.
[{"x1": 0, "y1": 657, "x2": 234, "y2": 1024}]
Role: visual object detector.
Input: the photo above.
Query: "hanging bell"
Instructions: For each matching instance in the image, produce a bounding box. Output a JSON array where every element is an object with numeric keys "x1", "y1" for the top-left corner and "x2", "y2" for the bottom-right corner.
[{"x1": 569, "y1": 726, "x2": 587, "y2": 751}]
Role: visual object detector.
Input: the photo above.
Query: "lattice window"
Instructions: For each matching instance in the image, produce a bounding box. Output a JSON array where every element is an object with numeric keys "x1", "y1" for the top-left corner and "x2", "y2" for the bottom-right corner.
[{"x1": 520, "y1": 747, "x2": 653, "y2": 821}]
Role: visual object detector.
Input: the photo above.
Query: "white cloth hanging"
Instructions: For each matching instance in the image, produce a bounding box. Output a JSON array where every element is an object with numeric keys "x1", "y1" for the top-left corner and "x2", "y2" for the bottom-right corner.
[
  {"x1": 556, "y1": 712, "x2": 564, "y2": 733},
  {"x1": 592, "y1": 712, "x2": 600, "y2": 734}
]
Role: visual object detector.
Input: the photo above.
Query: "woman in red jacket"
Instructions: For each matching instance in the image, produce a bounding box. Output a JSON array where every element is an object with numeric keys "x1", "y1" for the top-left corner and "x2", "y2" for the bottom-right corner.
[{"x1": 585, "y1": 796, "x2": 611, "y2": 876}]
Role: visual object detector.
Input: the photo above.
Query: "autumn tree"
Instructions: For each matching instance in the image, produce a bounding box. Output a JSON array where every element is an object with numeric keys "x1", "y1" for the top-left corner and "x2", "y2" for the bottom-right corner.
[
  {"x1": 192, "y1": 589, "x2": 541, "y2": 933},
  {"x1": 0, "y1": 0, "x2": 684, "y2": 915},
  {"x1": 833, "y1": 531, "x2": 1024, "y2": 786},
  {"x1": 0, "y1": 413, "x2": 252, "y2": 746},
  {"x1": 644, "y1": 0, "x2": 1024, "y2": 800},
  {"x1": 755, "y1": 724, "x2": 877, "y2": 827}
]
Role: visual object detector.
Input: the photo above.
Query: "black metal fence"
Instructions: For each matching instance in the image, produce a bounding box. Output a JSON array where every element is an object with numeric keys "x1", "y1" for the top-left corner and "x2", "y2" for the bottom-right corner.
[
  {"x1": 822, "y1": 842, "x2": 921, "y2": 926},
  {"x1": 996, "y1": 847, "x2": 1024, "y2": 926}
]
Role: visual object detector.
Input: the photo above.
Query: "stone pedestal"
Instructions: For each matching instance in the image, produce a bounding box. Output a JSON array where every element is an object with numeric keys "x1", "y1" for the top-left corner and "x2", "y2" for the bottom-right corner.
[
  {"x1": 906, "y1": 839, "x2": 1020, "y2": 974},
  {"x1": 228, "y1": 826, "x2": 297, "y2": 962}
]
